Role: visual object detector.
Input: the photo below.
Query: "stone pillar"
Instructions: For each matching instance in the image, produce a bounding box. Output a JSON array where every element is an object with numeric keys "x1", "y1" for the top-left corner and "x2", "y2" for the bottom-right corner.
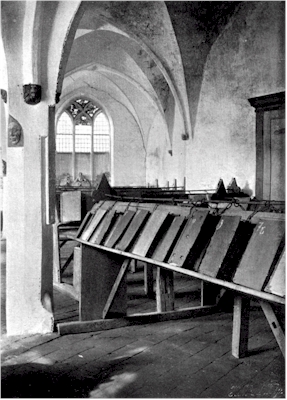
[
  {"x1": 5, "y1": 99, "x2": 54, "y2": 335},
  {"x1": 2, "y1": 1, "x2": 54, "y2": 335},
  {"x1": 2, "y1": 0, "x2": 82, "y2": 336}
]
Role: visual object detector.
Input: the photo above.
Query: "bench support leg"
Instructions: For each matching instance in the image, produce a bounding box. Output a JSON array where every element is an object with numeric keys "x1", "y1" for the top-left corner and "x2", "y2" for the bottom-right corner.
[
  {"x1": 144, "y1": 263, "x2": 154, "y2": 298},
  {"x1": 73, "y1": 246, "x2": 82, "y2": 300},
  {"x1": 156, "y1": 267, "x2": 174, "y2": 312},
  {"x1": 232, "y1": 295, "x2": 250, "y2": 358},
  {"x1": 102, "y1": 259, "x2": 130, "y2": 319},
  {"x1": 259, "y1": 300, "x2": 285, "y2": 358}
]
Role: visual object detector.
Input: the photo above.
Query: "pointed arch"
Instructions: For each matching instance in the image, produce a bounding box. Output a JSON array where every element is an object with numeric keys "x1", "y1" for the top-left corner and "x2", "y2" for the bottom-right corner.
[{"x1": 56, "y1": 95, "x2": 112, "y2": 183}]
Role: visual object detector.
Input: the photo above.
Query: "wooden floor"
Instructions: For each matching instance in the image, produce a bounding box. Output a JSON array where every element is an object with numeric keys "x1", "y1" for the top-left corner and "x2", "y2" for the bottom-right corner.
[{"x1": 1, "y1": 238, "x2": 285, "y2": 398}]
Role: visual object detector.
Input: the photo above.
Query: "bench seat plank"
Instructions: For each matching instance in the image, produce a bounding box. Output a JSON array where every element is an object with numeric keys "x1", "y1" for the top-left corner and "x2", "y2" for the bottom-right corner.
[
  {"x1": 198, "y1": 216, "x2": 241, "y2": 278},
  {"x1": 80, "y1": 200, "x2": 117, "y2": 241},
  {"x1": 153, "y1": 216, "x2": 186, "y2": 262},
  {"x1": 80, "y1": 209, "x2": 108, "y2": 241},
  {"x1": 168, "y1": 210, "x2": 210, "y2": 267},
  {"x1": 265, "y1": 248, "x2": 285, "y2": 297},
  {"x1": 233, "y1": 219, "x2": 285, "y2": 291},
  {"x1": 116, "y1": 209, "x2": 150, "y2": 251},
  {"x1": 104, "y1": 210, "x2": 136, "y2": 248},
  {"x1": 89, "y1": 210, "x2": 117, "y2": 244},
  {"x1": 132, "y1": 209, "x2": 170, "y2": 257},
  {"x1": 76, "y1": 201, "x2": 106, "y2": 239}
]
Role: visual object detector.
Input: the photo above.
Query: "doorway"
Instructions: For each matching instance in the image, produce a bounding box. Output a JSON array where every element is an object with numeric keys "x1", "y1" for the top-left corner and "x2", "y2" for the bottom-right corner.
[{"x1": 249, "y1": 92, "x2": 285, "y2": 201}]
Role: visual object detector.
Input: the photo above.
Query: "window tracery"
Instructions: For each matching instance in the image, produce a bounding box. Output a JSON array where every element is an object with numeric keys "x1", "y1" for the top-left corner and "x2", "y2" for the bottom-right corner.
[{"x1": 56, "y1": 99, "x2": 110, "y2": 154}]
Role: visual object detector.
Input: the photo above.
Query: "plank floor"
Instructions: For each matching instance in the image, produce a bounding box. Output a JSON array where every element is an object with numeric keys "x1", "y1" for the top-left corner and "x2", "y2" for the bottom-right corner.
[{"x1": 1, "y1": 238, "x2": 285, "y2": 398}]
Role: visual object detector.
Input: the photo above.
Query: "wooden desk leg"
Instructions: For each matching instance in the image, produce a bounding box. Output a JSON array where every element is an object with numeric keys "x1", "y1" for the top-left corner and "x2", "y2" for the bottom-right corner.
[
  {"x1": 259, "y1": 300, "x2": 285, "y2": 358},
  {"x1": 144, "y1": 263, "x2": 154, "y2": 298},
  {"x1": 156, "y1": 267, "x2": 174, "y2": 312},
  {"x1": 232, "y1": 295, "x2": 250, "y2": 358}
]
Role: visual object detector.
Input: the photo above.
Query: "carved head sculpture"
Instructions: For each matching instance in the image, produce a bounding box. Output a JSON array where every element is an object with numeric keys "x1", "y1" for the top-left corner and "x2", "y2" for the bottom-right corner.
[
  {"x1": 23, "y1": 84, "x2": 41, "y2": 105},
  {"x1": 1, "y1": 89, "x2": 7, "y2": 103},
  {"x1": 8, "y1": 117, "x2": 23, "y2": 147}
]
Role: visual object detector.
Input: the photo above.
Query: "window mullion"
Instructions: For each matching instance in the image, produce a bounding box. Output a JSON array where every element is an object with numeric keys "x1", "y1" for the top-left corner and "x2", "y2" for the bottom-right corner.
[
  {"x1": 72, "y1": 121, "x2": 76, "y2": 180},
  {"x1": 91, "y1": 121, "x2": 94, "y2": 182}
]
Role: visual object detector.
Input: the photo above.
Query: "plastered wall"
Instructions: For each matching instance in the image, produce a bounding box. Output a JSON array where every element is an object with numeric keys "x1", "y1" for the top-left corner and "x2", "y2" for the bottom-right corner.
[
  {"x1": 140, "y1": 2, "x2": 285, "y2": 192},
  {"x1": 184, "y1": 1, "x2": 285, "y2": 193},
  {"x1": 146, "y1": 102, "x2": 187, "y2": 187}
]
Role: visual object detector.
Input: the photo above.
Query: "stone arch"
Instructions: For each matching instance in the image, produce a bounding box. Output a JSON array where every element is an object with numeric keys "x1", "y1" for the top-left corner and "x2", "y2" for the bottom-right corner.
[
  {"x1": 97, "y1": 18, "x2": 191, "y2": 139},
  {"x1": 60, "y1": 1, "x2": 190, "y2": 149},
  {"x1": 22, "y1": 1, "x2": 43, "y2": 85},
  {"x1": 54, "y1": 1, "x2": 86, "y2": 104}
]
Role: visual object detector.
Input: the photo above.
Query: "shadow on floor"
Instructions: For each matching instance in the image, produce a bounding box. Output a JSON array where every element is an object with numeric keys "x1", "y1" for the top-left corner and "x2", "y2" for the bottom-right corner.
[{"x1": 2, "y1": 355, "x2": 150, "y2": 398}]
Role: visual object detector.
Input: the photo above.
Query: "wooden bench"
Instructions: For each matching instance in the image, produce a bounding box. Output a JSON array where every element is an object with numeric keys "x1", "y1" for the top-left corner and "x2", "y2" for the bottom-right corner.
[
  {"x1": 53, "y1": 174, "x2": 113, "y2": 283},
  {"x1": 57, "y1": 200, "x2": 285, "y2": 359}
]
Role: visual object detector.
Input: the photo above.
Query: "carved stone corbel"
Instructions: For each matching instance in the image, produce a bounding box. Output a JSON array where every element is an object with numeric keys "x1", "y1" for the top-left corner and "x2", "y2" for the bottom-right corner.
[
  {"x1": 23, "y1": 84, "x2": 41, "y2": 105},
  {"x1": 1, "y1": 89, "x2": 7, "y2": 103},
  {"x1": 8, "y1": 115, "x2": 24, "y2": 147}
]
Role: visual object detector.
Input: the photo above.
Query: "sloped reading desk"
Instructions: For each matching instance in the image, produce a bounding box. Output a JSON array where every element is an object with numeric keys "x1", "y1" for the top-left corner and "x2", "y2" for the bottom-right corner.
[{"x1": 57, "y1": 200, "x2": 285, "y2": 359}]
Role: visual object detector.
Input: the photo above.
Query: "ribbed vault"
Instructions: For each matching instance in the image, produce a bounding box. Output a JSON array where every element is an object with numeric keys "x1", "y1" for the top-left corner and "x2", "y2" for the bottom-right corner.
[{"x1": 56, "y1": 1, "x2": 242, "y2": 186}]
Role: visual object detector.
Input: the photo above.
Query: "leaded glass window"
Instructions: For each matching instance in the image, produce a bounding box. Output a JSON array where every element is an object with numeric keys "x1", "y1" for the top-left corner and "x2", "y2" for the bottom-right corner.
[
  {"x1": 93, "y1": 113, "x2": 110, "y2": 152},
  {"x1": 56, "y1": 111, "x2": 73, "y2": 152},
  {"x1": 75, "y1": 124, "x2": 92, "y2": 153},
  {"x1": 56, "y1": 99, "x2": 110, "y2": 154}
]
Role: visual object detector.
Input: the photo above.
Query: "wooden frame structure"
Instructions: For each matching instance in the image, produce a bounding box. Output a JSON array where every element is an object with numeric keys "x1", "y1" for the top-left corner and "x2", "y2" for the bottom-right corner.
[{"x1": 57, "y1": 200, "x2": 285, "y2": 359}]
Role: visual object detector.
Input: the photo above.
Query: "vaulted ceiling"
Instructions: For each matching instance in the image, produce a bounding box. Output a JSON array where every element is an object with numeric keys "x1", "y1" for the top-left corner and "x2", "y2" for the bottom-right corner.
[{"x1": 62, "y1": 1, "x2": 241, "y2": 144}]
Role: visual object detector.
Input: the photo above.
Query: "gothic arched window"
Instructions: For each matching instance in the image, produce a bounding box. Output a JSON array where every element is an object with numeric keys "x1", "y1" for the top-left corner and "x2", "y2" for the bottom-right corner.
[
  {"x1": 56, "y1": 98, "x2": 111, "y2": 182},
  {"x1": 94, "y1": 112, "x2": 110, "y2": 152},
  {"x1": 56, "y1": 111, "x2": 73, "y2": 152}
]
